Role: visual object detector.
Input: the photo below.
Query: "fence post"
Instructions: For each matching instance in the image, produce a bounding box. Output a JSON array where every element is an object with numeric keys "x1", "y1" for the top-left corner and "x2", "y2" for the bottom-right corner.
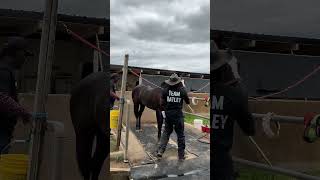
[
  {"x1": 124, "y1": 103, "x2": 130, "y2": 163},
  {"x1": 95, "y1": 34, "x2": 103, "y2": 72},
  {"x1": 116, "y1": 54, "x2": 129, "y2": 150},
  {"x1": 27, "y1": 0, "x2": 58, "y2": 178}
]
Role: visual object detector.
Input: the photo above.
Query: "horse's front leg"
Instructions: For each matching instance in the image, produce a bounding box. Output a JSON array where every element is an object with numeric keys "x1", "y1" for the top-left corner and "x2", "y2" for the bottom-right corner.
[
  {"x1": 135, "y1": 104, "x2": 145, "y2": 132},
  {"x1": 156, "y1": 110, "x2": 164, "y2": 141},
  {"x1": 136, "y1": 116, "x2": 140, "y2": 130},
  {"x1": 136, "y1": 117, "x2": 142, "y2": 132}
]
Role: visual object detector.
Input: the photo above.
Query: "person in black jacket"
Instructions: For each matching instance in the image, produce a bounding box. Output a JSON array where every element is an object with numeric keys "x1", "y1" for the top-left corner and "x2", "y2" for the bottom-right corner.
[
  {"x1": 211, "y1": 42, "x2": 255, "y2": 180},
  {"x1": 0, "y1": 37, "x2": 33, "y2": 153},
  {"x1": 110, "y1": 73, "x2": 120, "y2": 110},
  {"x1": 157, "y1": 73, "x2": 190, "y2": 160}
]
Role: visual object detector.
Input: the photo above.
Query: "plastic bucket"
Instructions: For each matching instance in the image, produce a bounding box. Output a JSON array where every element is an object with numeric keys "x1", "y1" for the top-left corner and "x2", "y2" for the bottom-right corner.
[
  {"x1": 193, "y1": 119, "x2": 203, "y2": 130},
  {"x1": 0, "y1": 154, "x2": 28, "y2": 180},
  {"x1": 110, "y1": 110, "x2": 120, "y2": 129}
]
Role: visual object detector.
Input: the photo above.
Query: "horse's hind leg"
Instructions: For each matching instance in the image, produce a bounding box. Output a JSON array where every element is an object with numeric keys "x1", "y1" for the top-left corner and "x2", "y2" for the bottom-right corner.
[
  {"x1": 75, "y1": 132, "x2": 94, "y2": 180},
  {"x1": 156, "y1": 110, "x2": 164, "y2": 141},
  {"x1": 91, "y1": 131, "x2": 109, "y2": 180},
  {"x1": 134, "y1": 103, "x2": 140, "y2": 130}
]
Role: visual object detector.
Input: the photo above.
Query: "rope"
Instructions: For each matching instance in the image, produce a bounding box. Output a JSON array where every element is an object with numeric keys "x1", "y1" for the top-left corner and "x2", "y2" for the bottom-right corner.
[
  {"x1": 262, "y1": 112, "x2": 281, "y2": 138},
  {"x1": 61, "y1": 23, "x2": 110, "y2": 57},
  {"x1": 251, "y1": 64, "x2": 320, "y2": 100},
  {"x1": 248, "y1": 136, "x2": 273, "y2": 167},
  {"x1": 197, "y1": 133, "x2": 210, "y2": 144},
  {"x1": 129, "y1": 69, "x2": 163, "y2": 88},
  {"x1": 192, "y1": 82, "x2": 210, "y2": 93},
  {"x1": 62, "y1": 27, "x2": 209, "y2": 93},
  {"x1": 61, "y1": 22, "x2": 209, "y2": 94}
]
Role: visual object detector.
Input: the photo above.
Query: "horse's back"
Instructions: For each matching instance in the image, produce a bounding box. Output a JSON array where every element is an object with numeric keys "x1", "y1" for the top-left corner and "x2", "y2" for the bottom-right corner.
[
  {"x1": 70, "y1": 72, "x2": 108, "y2": 133},
  {"x1": 132, "y1": 85, "x2": 162, "y2": 110}
]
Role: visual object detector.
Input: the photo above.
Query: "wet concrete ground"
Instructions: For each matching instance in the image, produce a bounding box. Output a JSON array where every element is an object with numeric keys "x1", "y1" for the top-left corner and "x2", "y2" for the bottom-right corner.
[{"x1": 129, "y1": 123, "x2": 210, "y2": 179}]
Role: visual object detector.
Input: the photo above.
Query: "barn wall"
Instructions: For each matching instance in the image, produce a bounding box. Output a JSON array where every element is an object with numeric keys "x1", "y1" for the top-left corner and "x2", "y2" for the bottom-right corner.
[
  {"x1": 236, "y1": 50, "x2": 320, "y2": 99},
  {"x1": 5, "y1": 39, "x2": 96, "y2": 94}
]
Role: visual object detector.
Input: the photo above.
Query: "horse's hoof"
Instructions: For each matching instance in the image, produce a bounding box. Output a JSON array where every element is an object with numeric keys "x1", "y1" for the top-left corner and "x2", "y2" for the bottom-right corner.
[{"x1": 136, "y1": 129, "x2": 142, "y2": 132}]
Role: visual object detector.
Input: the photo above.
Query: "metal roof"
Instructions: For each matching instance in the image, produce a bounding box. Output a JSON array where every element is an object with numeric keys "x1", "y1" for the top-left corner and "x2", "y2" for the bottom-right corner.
[
  {"x1": 212, "y1": 30, "x2": 320, "y2": 56},
  {"x1": 0, "y1": 0, "x2": 109, "y2": 19}
]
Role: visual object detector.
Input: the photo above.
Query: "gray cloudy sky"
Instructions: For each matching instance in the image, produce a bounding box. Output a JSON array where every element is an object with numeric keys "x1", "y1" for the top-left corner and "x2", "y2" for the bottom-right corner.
[
  {"x1": 110, "y1": 0, "x2": 210, "y2": 73},
  {"x1": 211, "y1": 0, "x2": 320, "y2": 39}
]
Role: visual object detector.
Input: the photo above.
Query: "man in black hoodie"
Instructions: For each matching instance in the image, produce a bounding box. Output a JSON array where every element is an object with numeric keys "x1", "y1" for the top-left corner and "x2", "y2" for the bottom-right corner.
[
  {"x1": 211, "y1": 42, "x2": 255, "y2": 180},
  {"x1": 157, "y1": 73, "x2": 190, "y2": 160}
]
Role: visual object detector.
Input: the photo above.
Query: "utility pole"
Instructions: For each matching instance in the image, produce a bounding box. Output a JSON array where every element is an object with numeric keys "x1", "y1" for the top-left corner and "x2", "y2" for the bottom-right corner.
[{"x1": 27, "y1": 0, "x2": 58, "y2": 179}]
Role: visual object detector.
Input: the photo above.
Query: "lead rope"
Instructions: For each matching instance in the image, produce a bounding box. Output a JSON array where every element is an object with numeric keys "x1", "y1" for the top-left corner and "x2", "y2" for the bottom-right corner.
[{"x1": 248, "y1": 136, "x2": 273, "y2": 166}]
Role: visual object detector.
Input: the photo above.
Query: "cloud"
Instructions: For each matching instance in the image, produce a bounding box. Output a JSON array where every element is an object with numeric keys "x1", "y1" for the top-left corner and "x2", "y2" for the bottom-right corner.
[
  {"x1": 211, "y1": 0, "x2": 320, "y2": 38},
  {"x1": 111, "y1": 0, "x2": 210, "y2": 73}
]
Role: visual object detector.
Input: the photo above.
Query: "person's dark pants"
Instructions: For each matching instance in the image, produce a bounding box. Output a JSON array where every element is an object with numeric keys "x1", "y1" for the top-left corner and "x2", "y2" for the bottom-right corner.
[
  {"x1": 110, "y1": 99, "x2": 115, "y2": 110},
  {"x1": 212, "y1": 149, "x2": 235, "y2": 180},
  {"x1": 158, "y1": 110, "x2": 185, "y2": 158},
  {"x1": 0, "y1": 130, "x2": 12, "y2": 154}
]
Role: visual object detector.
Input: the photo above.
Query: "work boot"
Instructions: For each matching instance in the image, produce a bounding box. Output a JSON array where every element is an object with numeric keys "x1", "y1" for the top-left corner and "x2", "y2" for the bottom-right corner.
[
  {"x1": 178, "y1": 152, "x2": 185, "y2": 161},
  {"x1": 156, "y1": 149, "x2": 164, "y2": 158},
  {"x1": 157, "y1": 152, "x2": 163, "y2": 158}
]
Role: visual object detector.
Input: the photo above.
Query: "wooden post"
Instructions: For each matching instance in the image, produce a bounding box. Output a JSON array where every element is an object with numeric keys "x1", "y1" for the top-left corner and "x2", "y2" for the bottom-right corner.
[
  {"x1": 139, "y1": 72, "x2": 142, "y2": 85},
  {"x1": 124, "y1": 103, "x2": 130, "y2": 163},
  {"x1": 116, "y1": 54, "x2": 129, "y2": 150},
  {"x1": 95, "y1": 34, "x2": 103, "y2": 72},
  {"x1": 27, "y1": 0, "x2": 58, "y2": 179},
  {"x1": 93, "y1": 51, "x2": 99, "y2": 72}
]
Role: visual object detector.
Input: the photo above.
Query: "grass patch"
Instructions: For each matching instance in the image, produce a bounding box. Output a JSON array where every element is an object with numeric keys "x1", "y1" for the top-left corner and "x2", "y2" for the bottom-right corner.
[
  {"x1": 184, "y1": 113, "x2": 209, "y2": 126},
  {"x1": 237, "y1": 167, "x2": 320, "y2": 180},
  {"x1": 237, "y1": 167, "x2": 296, "y2": 180}
]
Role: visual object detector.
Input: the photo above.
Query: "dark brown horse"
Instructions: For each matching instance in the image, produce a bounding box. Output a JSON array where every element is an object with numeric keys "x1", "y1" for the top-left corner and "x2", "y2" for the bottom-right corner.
[
  {"x1": 132, "y1": 83, "x2": 167, "y2": 140},
  {"x1": 70, "y1": 72, "x2": 109, "y2": 180}
]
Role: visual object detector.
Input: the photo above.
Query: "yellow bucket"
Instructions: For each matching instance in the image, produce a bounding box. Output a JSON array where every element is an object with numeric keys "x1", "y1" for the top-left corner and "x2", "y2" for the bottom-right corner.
[
  {"x1": 0, "y1": 154, "x2": 28, "y2": 180},
  {"x1": 110, "y1": 110, "x2": 120, "y2": 129}
]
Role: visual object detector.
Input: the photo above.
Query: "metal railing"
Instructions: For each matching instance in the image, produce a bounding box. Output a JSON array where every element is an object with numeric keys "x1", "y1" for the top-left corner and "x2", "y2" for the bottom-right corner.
[
  {"x1": 253, "y1": 113, "x2": 304, "y2": 124},
  {"x1": 234, "y1": 157, "x2": 320, "y2": 180},
  {"x1": 235, "y1": 113, "x2": 320, "y2": 179}
]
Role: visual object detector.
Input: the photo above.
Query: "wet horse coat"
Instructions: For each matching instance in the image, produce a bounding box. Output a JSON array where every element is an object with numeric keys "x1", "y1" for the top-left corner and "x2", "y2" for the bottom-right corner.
[
  {"x1": 132, "y1": 84, "x2": 166, "y2": 140},
  {"x1": 70, "y1": 72, "x2": 109, "y2": 180}
]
